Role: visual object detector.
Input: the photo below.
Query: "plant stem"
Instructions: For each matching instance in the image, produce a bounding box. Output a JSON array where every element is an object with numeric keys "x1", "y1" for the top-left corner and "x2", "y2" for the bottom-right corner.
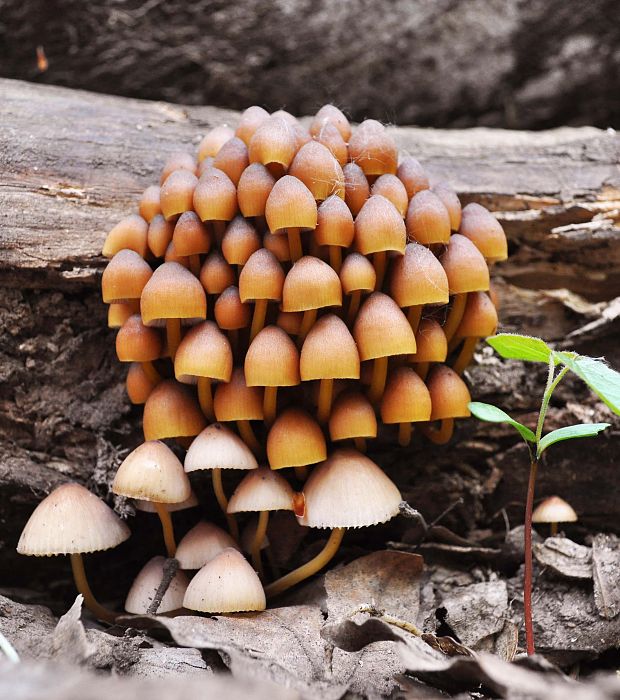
[{"x1": 524, "y1": 459, "x2": 538, "y2": 656}]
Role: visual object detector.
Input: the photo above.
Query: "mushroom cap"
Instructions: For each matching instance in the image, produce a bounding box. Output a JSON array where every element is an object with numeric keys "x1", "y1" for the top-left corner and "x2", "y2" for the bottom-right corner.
[
  {"x1": 193, "y1": 168, "x2": 237, "y2": 223},
  {"x1": 354, "y1": 195, "x2": 406, "y2": 256},
  {"x1": 389, "y1": 242, "x2": 450, "y2": 308},
  {"x1": 164, "y1": 240, "x2": 189, "y2": 268},
  {"x1": 455, "y1": 291, "x2": 498, "y2": 339},
  {"x1": 300, "y1": 314, "x2": 360, "y2": 380},
  {"x1": 172, "y1": 211, "x2": 211, "y2": 257},
  {"x1": 125, "y1": 556, "x2": 189, "y2": 614},
  {"x1": 102, "y1": 214, "x2": 148, "y2": 258},
  {"x1": 108, "y1": 300, "x2": 139, "y2": 329},
  {"x1": 213, "y1": 136, "x2": 249, "y2": 186},
  {"x1": 221, "y1": 216, "x2": 261, "y2": 266},
  {"x1": 426, "y1": 365, "x2": 472, "y2": 420},
  {"x1": 133, "y1": 491, "x2": 199, "y2": 513},
  {"x1": 353, "y1": 292, "x2": 416, "y2": 360},
  {"x1": 441, "y1": 234, "x2": 490, "y2": 294},
  {"x1": 160, "y1": 169, "x2": 198, "y2": 220},
  {"x1": 371, "y1": 174, "x2": 409, "y2": 217},
  {"x1": 235, "y1": 105, "x2": 271, "y2": 146},
  {"x1": 175, "y1": 521, "x2": 239, "y2": 569},
  {"x1": 237, "y1": 163, "x2": 276, "y2": 218},
  {"x1": 459, "y1": 202, "x2": 508, "y2": 262},
  {"x1": 298, "y1": 449, "x2": 402, "y2": 528},
  {"x1": 239, "y1": 248, "x2": 285, "y2": 302},
  {"x1": 148, "y1": 214, "x2": 175, "y2": 258},
  {"x1": 277, "y1": 310, "x2": 303, "y2": 336},
  {"x1": 245, "y1": 326, "x2": 300, "y2": 387},
  {"x1": 140, "y1": 262, "x2": 207, "y2": 326},
  {"x1": 339, "y1": 252, "x2": 376, "y2": 294},
  {"x1": 281, "y1": 256, "x2": 342, "y2": 312},
  {"x1": 328, "y1": 391, "x2": 377, "y2": 441},
  {"x1": 116, "y1": 314, "x2": 162, "y2": 362},
  {"x1": 267, "y1": 408, "x2": 327, "y2": 469},
  {"x1": 126, "y1": 362, "x2": 158, "y2": 404},
  {"x1": 310, "y1": 104, "x2": 352, "y2": 141},
  {"x1": 265, "y1": 175, "x2": 318, "y2": 232},
  {"x1": 431, "y1": 182, "x2": 462, "y2": 231},
  {"x1": 160, "y1": 151, "x2": 196, "y2": 185},
  {"x1": 410, "y1": 319, "x2": 448, "y2": 363},
  {"x1": 406, "y1": 190, "x2": 451, "y2": 245},
  {"x1": 227, "y1": 466, "x2": 295, "y2": 512},
  {"x1": 248, "y1": 116, "x2": 298, "y2": 172},
  {"x1": 185, "y1": 423, "x2": 258, "y2": 472},
  {"x1": 343, "y1": 162, "x2": 370, "y2": 216},
  {"x1": 139, "y1": 185, "x2": 162, "y2": 223},
  {"x1": 174, "y1": 321, "x2": 233, "y2": 383},
  {"x1": 143, "y1": 380, "x2": 207, "y2": 441},
  {"x1": 396, "y1": 157, "x2": 430, "y2": 199},
  {"x1": 214, "y1": 286, "x2": 251, "y2": 330},
  {"x1": 532, "y1": 496, "x2": 578, "y2": 524},
  {"x1": 348, "y1": 122, "x2": 398, "y2": 176},
  {"x1": 17, "y1": 483, "x2": 130, "y2": 556},
  {"x1": 198, "y1": 125, "x2": 235, "y2": 161},
  {"x1": 214, "y1": 367, "x2": 264, "y2": 421},
  {"x1": 381, "y1": 367, "x2": 432, "y2": 424},
  {"x1": 263, "y1": 230, "x2": 291, "y2": 262},
  {"x1": 288, "y1": 141, "x2": 345, "y2": 201},
  {"x1": 199, "y1": 251, "x2": 236, "y2": 295},
  {"x1": 313, "y1": 120, "x2": 348, "y2": 166},
  {"x1": 183, "y1": 548, "x2": 266, "y2": 613},
  {"x1": 102, "y1": 249, "x2": 153, "y2": 303},
  {"x1": 315, "y1": 195, "x2": 355, "y2": 248},
  {"x1": 113, "y1": 440, "x2": 191, "y2": 503}
]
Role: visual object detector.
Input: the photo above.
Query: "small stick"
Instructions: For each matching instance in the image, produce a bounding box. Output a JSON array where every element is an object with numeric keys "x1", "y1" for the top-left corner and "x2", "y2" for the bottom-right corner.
[{"x1": 146, "y1": 557, "x2": 179, "y2": 615}]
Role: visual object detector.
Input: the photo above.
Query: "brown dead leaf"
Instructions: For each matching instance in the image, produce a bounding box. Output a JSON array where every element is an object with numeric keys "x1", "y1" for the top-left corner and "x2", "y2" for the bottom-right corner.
[
  {"x1": 534, "y1": 537, "x2": 593, "y2": 580},
  {"x1": 592, "y1": 533, "x2": 620, "y2": 619}
]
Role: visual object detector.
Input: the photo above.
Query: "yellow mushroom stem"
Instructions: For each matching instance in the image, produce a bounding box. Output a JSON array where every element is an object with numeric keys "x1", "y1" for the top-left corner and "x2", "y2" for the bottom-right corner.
[
  {"x1": 423, "y1": 419, "x2": 454, "y2": 445},
  {"x1": 373, "y1": 250, "x2": 387, "y2": 291},
  {"x1": 407, "y1": 305, "x2": 423, "y2": 334},
  {"x1": 264, "y1": 527, "x2": 345, "y2": 598},
  {"x1": 442, "y1": 293, "x2": 467, "y2": 343},
  {"x1": 287, "y1": 227, "x2": 303, "y2": 262},
  {"x1": 413, "y1": 362, "x2": 430, "y2": 381},
  {"x1": 197, "y1": 376, "x2": 214, "y2": 420},
  {"x1": 452, "y1": 336, "x2": 478, "y2": 375},
  {"x1": 354, "y1": 437, "x2": 367, "y2": 452},
  {"x1": 250, "y1": 299, "x2": 268, "y2": 342},
  {"x1": 141, "y1": 361, "x2": 161, "y2": 385},
  {"x1": 166, "y1": 318, "x2": 181, "y2": 360},
  {"x1": 347, "y1": 291, "x2": 361, "y2": 324},
  {"x1": 329, "y1": 246, "x2": 342, "y2": 273},
  {"x1": 398, "y1": 422, "x2": 412, "y2": 447},
  {"x1": 70, "y1": 553, "x2": 117, "y2": 624},
  {"x1": 368, "y1": 356, "x2": 389, "y2": 404},
  {"x1": 295, "y1": 466, "x2": 309, "y2": 481},
  {"x1": 189, "y1": 254, "x2": 201, "y2": 277},
  {"x1": 237, "y1": 420, "x2": 261, "y2": 455},
  {"x1": 550, "y1": 522, "x2": 559, "y2": 536},
  {"x1": 212, "y1": 467, "x2": 239, "y2": 542},
  {"x1": 263, "y1": 386, "x2": 278, "y2": 426},
  {"x1": 153, "y1": 501, "x2": 177, "y2": 557},
  {"x1": 297, "y1": 308, "x2": 317, "y2": 346},
  {"x1": 317, "y1": 378, "x2": 333, "y2": 424},
  {"x1": 251, "y1": 510, "x2": 269, "y2": 580}
]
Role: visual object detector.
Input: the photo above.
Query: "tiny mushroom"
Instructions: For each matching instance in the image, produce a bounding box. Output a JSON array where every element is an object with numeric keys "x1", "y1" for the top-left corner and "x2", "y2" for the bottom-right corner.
[
  {"x1": 532, "y1": 496, "x2": 578, "y2": 536},
  {"x1": 175, "y1": 521, "x2": 239, "y2": 570},
  {"x1": 125, "y1": 556, "x2": 189, "y2": 614}
]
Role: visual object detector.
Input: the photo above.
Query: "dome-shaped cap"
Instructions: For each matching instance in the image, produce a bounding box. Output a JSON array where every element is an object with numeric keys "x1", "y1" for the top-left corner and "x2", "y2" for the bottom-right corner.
[
  {"x1": 396, "y1": 157, "x2": 429, "y2": 198},
  {"x1": 288, "y1": 141, "x2": 345, "y2": 202},
  {"x1": 432, "y1": 182, "x2": 462, "y2": 231},
  {"x1": 172, "y1": 211, "x2": 211, "y2": 257},
  {"x1": 116, "y1": 314, "x2": 162, "y2": 362},
  {"x1": 174, "y1": 321, "x2": 233, "y2": 384},
  {"x1": 265, "y1": 175, "x2": 318, "y2": 232},
  {"x1": 410, "y1": 319, "x2": 448, "y2": 363},
  {"x1": 198, "y1": 125, "x2": 235, "y2": 161},
  {"x1": 315, "y1": 195, "x2": 355, "y2": 248},
  {"x1": 228, "y1": 466, "x2": 295, "y2": 513},
  {"x1": 298, "y1": 449, "x2": 401, "y2": 528},
  {"x1": 263, "y1": 231, "x2": 291, "y2": 262},
  {"x1": 126, "y1": 362, "x2": 158, "y2": 405},
  {"x1": 237, "y1": 163, "x2": 276, "y2": 218},
  {"x1": 248, "y1": 116, "x2": 297, "y2": 173},
  {"x1": 348, "y1": 122, "x2": 398, "y2": 176},
  {"x1": 245, "y1": 326, "x2": 300, "y2": 387},
  {"x1": 371, "y1": 174, "x2": 408, "y2": 217},
  {"x1": 354, "y1": 195, "x2": 406, "y2": 256},
  {"x1": 102, "y1": 214, "x2": 148, "y2": 258},
  {"x1": 282, "y1": 256, "x2": 342, "y2": 312},
  {"x1": 222, "y1": 216, "x2": 261, "y2": 266},
  {"x1": 102, "y1": 249, "x2": 153, "y2": 304},
  {"x1": 199, "y1": 251, "x2": 236, "y2": 295},
  {"x1": 459, "y1": 202, "x2": 508, "y2": 263},
  {"x1": 164, "y1": 240, "x2": 189, "y2": 268},
  {"x1": 113, "y1": 440, "x2": 191, "y2": 503},
  {"x1": 353, "y1": 292, "x2": 416, "y2": 360},
  {"x1": 193, "y1": 168, "x2": 237, "y2": 223},
  {"x1": 148, "y1": 215, "x2": 174, "y2": 258},
  {"x1": 140, "y1": 262, "x2": 207, "y2": 326},
  {"x1": 310, "y1": 104, "x2": 351, "y2": 141},
  {"x1": 139, "y1": 185, "x2": 161, "y2": 223},
  {"x1": 343, "y1": 162, "x2": 370, "y2": 216},
  {"x1": 427, "y1": 365, "x2": 472, "y2": 420},
  {"x1": 236, "y1": 106, "x2": 270, "y2": 146},
  {"x1": 160, "y1": 170, "x2": 198, "y2": 221},
  {"x1": 213, "y1": 136, "x2": 249, "y2": 186},
  {"x1": 532, "y1": 496, "x2": 577, "y2": 524},
  {"x1": 185, "y1": 423, "x2": 258, "y2": 473},
  {"x1": 160, "y1": 152, "x2": 196, "y2": 186},
  {"x1": 183, "y1": 548, "x2": 266, "y2": 613},
  {"x1": 328, "y1": 391, "x2": 377, "y2": 441},
  {"x1": 133, "y1": 491, "x2": 199, "y2": 513},
  {"x1": 17, "y1": 483, "x2": 130, "y2": 556},
  {"x1": 175, "y1": 521, "x2": 239, "y2": 570},
  {"x1": 277, "y1": 310, "x2": 303, "y2": 336},
  {"x1": 214, "y1": 286, "x2": 251, "y2": 330},
  {"x1": 339, "y1": 252, "x2": 376, "y2": 294},
  {"x1": 381, "y1": 367, "x2": 432, "y2": 424},
  {"x1": 441, "y1": 234, "x2": 490, "y2": 294},
  {"x1": 109, "y1": 300, "x2": 139, "y2": 329},
  {"x1": 313, "y1": 121, "x2": 348, "y2": 167},
  {"x1": 239, "y1": 248, "x2": 285, "y2": 302},
  {"x1": 406, "y1": 190, "x2": 451, "y2": 245},
  {"x1": 125, "y1": 556, "x2": 188, "y2": 614},
  {"x1": 267, "y1": 408, "x2": 327, "y2": 469},
  {"x1": 300, "y1": 314, "x2": 359, "y2": 380},
  {"x1": 214, "y1": 367, "x2": 264, "y2": 421},
  {"x1": 455, "y1": 291, "x2": 498, "y2": 338},
  {"x1": 143, "y1": 380, "x2": 207, "y2": 441},
  {"x1": 389, "y1": 242, "x2": 449, "y2": 308}
]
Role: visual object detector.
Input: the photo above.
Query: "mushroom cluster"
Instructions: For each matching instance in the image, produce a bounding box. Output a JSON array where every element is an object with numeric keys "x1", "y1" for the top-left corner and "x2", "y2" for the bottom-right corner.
[{"x1": 18, "y1": 105, "x2": 507, "y2": 622}]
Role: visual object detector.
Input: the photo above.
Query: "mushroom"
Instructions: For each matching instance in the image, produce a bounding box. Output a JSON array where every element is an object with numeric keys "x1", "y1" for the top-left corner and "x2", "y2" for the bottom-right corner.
[
  {"x1": 450, "y1": 291, "x2": 498, "y2": 375},
  {"x1": 221, "y1": 216, "x2": 261, "y2": 273},
  {"x1": 213, "y1": 367, "x2": 263, "y2": 454},
  {"x1": 422, "y1": 365, "x2": 471, "y2": 444},
  {"x1": 237, "y1": 163, "x2": 276, "y2": 227},
  {"x1": 532, "y1": 496, "x2": 577, "y2": 536},
  {"x1": 343, "y1": 162, "x2": 370, "y2": 216},
  {"x1": 102, "y1": 214, "x2": 148, "y2": 259},
  {"x1": 214, "y1": 285, "x2": 251, "y2": 357},
  {"x1": 381, "y1": 366, "x2": 432, "y2": 446},
  {"x1": 139, "y1": 185, "x2": 162, "y2": 223},
  {"x1": 133, "y1": 492, "x2": 198, "y2": 513},
  {"x1": 339, "y1": 252, "x2": 376, "y2": 324},
  {"x1": 193, "y1": 167, "x2": 237, "y2": 243},
  {"x1": 265, "y1": 449, "x2": 401, "y2": 597},
  {"x1": 102, "y1": 250, "x2": 153, "y2": 308},
  {"x1": 160, "y1": 152, "x2": 197, "y2": 185},
  {"x1": 267, "y1": 407, "x2": 327, "y2": 478},
  {"x1": 371, "y1": 174, "x2": 408, "y2": 217},
  {"x1": 314, "y1": 195, "x2": 354, "y2": 272},
  {"x1": 328, "y1": 390, "x2": 377, "y2": 452},
  {"x1": 17, "y1": 483, "x2": 130, "y2": 623},
  {"x1": 172, "y1": 211, "x2": 211, "y2": 276},
  {"x1": 263, "y1": 230, "x2": 291, "y2": 262},
  {"x1": 288, "y1": 141, "x2": 345, "y2": 202},
  {"x1": 199, "y1": 250, "x2": 236, "y2": 297},
  {"x1": 239, "y1": 248, "x2": 285, "y2": 342},
  {"x1": 431, "y1": 182, "x2": 462, "y2": 231},
  {"x1": 213, "y1": 136, "x2": 249, "y2": 186},
  {"x1": 107, "y1": 300, "x2": 140, "y2": 329},
  {"x1": 248, "y1": 116, "x2": 297, "y2": 178},
  {"x1": 348, "y1": 120, "x2": 398, "y2": 179},
  {"x1": 309, "y1": 104, "x2": 351, "y2": 142},
  {"x1": 198, "y1": 125, "x2": 235, "y2": 161},
  {"x1": 160, "y1": 169, "x2": 198, "y2": 221},
  {"x1": 409, "y1": 318, "x2": 448, "y2": 380},
  {"x1": 164, "y1": 239, "x2": 190, "y2": 268},
  {"x1": 396, "y1": 157, "x2": 430, "y2": 199},
  {"x1": 313, "y1": 121, "x2": 348, "y2": 167},
  {"x1": 113, "y1": 440, "x2": 191, "y2": 556},
  {"x1": 459, "y1": 203, "x2": 508, "y2": 263},
  {"x1": 406, "y1": 190, "x2": 451, "y2": 248},
  {"x1": 115, "y1": 314, "x2": 162, "y2": 385},
  {"x1": 143, "y1": 380, "x2": 206, "y2": 444},
  {"x1": 235, "y1": 106, "x2": 271, "y2": 146},
  {"x1": 277, "y1": 310, "x2": 303, "y2": 336},
  {"x1": 175, "y1": 521, "x2": 239, "y2": 570},
  {"x1": 148, "y1": 214, "x2": 175, "y2": 258},
  {"x1": 126, "y1": 362, "x2": 158, "y2": 405},
  {"x1": 125, "y1": 556, "x2": 188, "y2": 614}
]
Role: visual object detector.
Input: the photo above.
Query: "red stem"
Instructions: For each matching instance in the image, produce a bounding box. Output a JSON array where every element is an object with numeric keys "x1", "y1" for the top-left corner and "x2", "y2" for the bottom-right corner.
[{"x1": 524, "y1": 459, "x2": 538, "y2": 655}]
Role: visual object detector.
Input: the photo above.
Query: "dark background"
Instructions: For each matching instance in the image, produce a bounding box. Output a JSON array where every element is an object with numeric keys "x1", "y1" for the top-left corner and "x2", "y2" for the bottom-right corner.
[{"x1": 1, "y1": 0, "x2": 619, "y2": 129}]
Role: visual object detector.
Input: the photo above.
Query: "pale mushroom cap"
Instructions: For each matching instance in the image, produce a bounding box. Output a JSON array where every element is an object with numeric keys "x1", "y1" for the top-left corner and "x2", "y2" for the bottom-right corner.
[
  {"x1": 315, "y1": 195, "x2": 355, "y2": 248},
  {"x1": 143, "y1": 380, "x2": 207, "y2": 441},
  {"x1": 371, "y1": 174, "x2": 408, "y2": 217},
  {"x1": 354, "y1": 195, "x2": 406, "y2": 256},
  {"x1": 459, "y1": 202, "x2": 508, "y2": 263},
  {"x1": 239, "y1": 248, "x2": 285, "y2": 302},
  {"x1": 228, "y1": 466, "x2": 295, "y2": 513},
  {"x1": 193, "y1": 168, "x2": 237, "y2": 223},
  {"x1": 432, "y1": 182, "x2": 462, "y2": 231},
  {"x1": 298, "y1": 449, "x2": 402, "y2": 528},
  {"x1": 281, "y1": 256, "x2": 342, "y2": 312},
  {"x1": 267, "y1": 408, "x2": 327, "y2": 469},
  {"x1": 353, "y1": 292, "x2": 416, "y2": 360},
  {"x1": 221, "y1": 216, "x2": 261, "y2": 266},
  {"x1": 113, "y1": 440, "x2": 191, "y2": 504},
  {"x1": 441, "y1": 234, "x2": 490, "y2": 294},
  {"x1": 133, "y1": 491, "x2": 199, "y2": 513},
  {"x1": 396, "y1": 157, "x2": 430, "y2": 199},
  {"x1": 198, "y1": 125, "x2": 235, "y2": 161},
  {"x1": 390, "y1": 242, "x2": 450, "y2": 308},
  {"x1": 17, "y1": 483, "x2": 130, "y2": 556},
  {"x1": 300, "y1": 314, "x2": 360, "y2": 380},
  {"x1": 329, "y1": 391, "x2": 377, "y2": 441},
  {"x1": 265, "y1": 175, "x2": 318, "y2": 232},
  {"x1": 102, "y1": 214, "x2": 148, "y2": 259},
  {"x1": 174, "y1": 321, "x2": 233, "y2": 383},
  {"x1": 455, "y1": 291, "x2": 499, "y2": 339},
  {"x1": 183, "y1": 548, "x2": 266, "y2": 613},
  {"x1": 339, "y1": 252, "x2": 376, "y2": 294},
  {"x1": 405, "y1": 190, "x2": 451, "y2": 245},
  {"x1": 343, "y1": 162, "x2": 370, "y2": 216},
  {"x1": 160, "y1": 169, "x2": 198, "y2": 220},
  {"x1": 125, "y1": 556, "x2": 189, "y2": 614},
  {"x1": 102, "y1": 249, "x2": 153, "y2": 303},
  {"x1": 199, "y1": 251, "x2": 236, "y2": 295},
  {"x1": 427, "y1": 365, "x2": 472, "y2": 420},
  {"x1": 213, "y1": 367, "x2": 264, "y2": 421},
  {"x1": 140, "y1": 262, "x2": 207, "y2": 326},
  {"x1": 175, "y1": 521, "x2": 239, "y2": 569},
  {"x1": 381, "y1": 367, "x2": 432, "y2": 424},
  {"x1": 237, "y1": 163, "x2": 276, "y2": 218},
  {"x1": 532, "y1": 496, "x2": 578, "y2": 524},
  {"x1": 410, "y1": 319, "x2": 448, "y2": 363},
  {"x1": 244, "y1": 326, "x2": 301, "y2": 387},
  {"x1": 185, "y1": 423, "x2": 259, "y2": 473},
  {"x1": 288, "y1": 141, "x2": 345, "y2": 201}
]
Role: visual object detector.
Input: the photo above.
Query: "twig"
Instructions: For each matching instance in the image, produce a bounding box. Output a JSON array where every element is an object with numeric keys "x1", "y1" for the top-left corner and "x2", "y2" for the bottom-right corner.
[
  {"x1": 346, "y1": 603, "x2": 423, "y2": 637},
  {"x1": 146, "y1": 557, "x2": 179, "y2": 615}
]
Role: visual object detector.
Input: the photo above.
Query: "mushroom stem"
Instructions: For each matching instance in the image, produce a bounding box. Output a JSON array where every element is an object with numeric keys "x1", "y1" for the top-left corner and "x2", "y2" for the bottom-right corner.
[
  {"x1": 237, "y1": 420, "x2": 261, "y2": 455},
  {"x1": 141, "y1": 361, "x2": 161, "y2": 385},
  {"x1": 212, "y1": 468, "x2": 239, "y2": 542},
  {"x1": 153, "y1": 501, "x2": 177, "y2": 557},
  {"x1": 423, "y1": 419, "x2": 454, "y2": 445},
  {"x1": 354, "y1": 437, "x2": 367, "y2": 452},
  {"x1": 197, "y1": 376, "x2": 215, "y2": 420},
  {"x1": 295, "y1": 466, "x2": 309, "y2": 481},
  {"x1": 347, "y1": 291, "x2": 361, "y2": 324},
  {"x1": 317, "y1": 378, "x2": 333, "y2": 424},
  {"x1": 287, "y1": 227, "x2": 303, "y2": 262},
  {"x1": 329, "y1": 246, "x2": 342, "y2": 273},
  {"x1": 398, "y1": 422, "x2": 412, "y2": 447},
  {"x1": 166, "y1": 318, "x2": 182, "y2": 360},
  {"x1": 70, "y1": 553, "x2": 117, "y2": 624},
  {"x1": 189, "y1": 254, "x2": 201, "y2": 277},
  {"x1": 373, "y1": 251, "x2": 387, "y2": 291},
  {"x1": 550, "y1": 522, "x2": 558, "y2": 537},
  {"x1": 263, "y1": 386, "x2": 278, "y2": 426},
  {"x1": 251, "y1": 511, "x2": 269, "y2": 580},
  {"x1": 442, "y1": 293, "x2": 467, "y2": 343},
  {"x1": 250, "y1": 299, "x2": 268, "y2": 342},
  {"x1": 368, "y1": 356, "x2": 389, "y2": 404},
  {"x1": 452, "y1": 336, "x2": 478, "y2": 375},
  {"x1": 407, "y1": 305, "x2": 423, "y2": 334},
  {"x1": 413, "y1": 362, "x2": 430, "y2": 381},
  {"x1": 298, "y1": 308, "x2": 317, "y2": 346},
  {"x1": 265, "y1": 527, "x2": 345, "y2": 598}
]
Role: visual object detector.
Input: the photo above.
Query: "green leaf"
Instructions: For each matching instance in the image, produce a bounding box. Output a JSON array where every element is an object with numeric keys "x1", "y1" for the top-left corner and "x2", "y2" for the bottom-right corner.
[
  {"x1": 486, "y1": 334, "x2": 553, "y2": 363},
  {"x1": 468, "y1": 402, "x2": 537, "y2": 442},
  {"x1": 538, "y1": 423, "x2": 611, "y2": 456},
  {"x1": 554, "y1": 353, "x2": 620, "y2": 416}
]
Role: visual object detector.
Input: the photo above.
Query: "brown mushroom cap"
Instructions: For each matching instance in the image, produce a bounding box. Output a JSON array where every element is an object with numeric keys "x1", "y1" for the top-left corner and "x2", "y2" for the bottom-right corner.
[
  {"x1": 288, "y1": 141, "x2": 345, "y2": 201},
  {"x1": 277, "y1": 310, "x2": 303, "y2": 336},
  {"x1": 214, "y1": 286, "x2": 251, "y2": 330},
  {"x1": 339, "y1": 252, "x2": 376, "y2": 294},
  {"x1": 174, "y1": 321, "x2": 233, "y2": 384},
  {"x1": 354, "y1": 195, "x2": 406, "y2": 256},
  {"x1": 353, "y1": 292, "x2": 416, "y2": 360},
  {"x1": 148, "y1": 214, "x2": 175, "y2": 258},
  {"x1": 160, "y1": 170, "x2": 199, "y2": 221},
  {"x1": 431, "y1": 182, "x2": 462, "y2": 231},
  {"x1": 102, "y1": 249, "x2": 153, "y2": 303},
  {"x1": 185, "y1": 423, "x2": 258, "y2": 472},
  {"x1": 193, "y1": 168, "x2": 237, "y2": 223},
  {"x1": 441, "y1": 234, "x2": 490, "y2": 293},
  {"x1": 116, "y1": 314, "x2": 162, "y2": 362},
  {"x1": 455, "y1": 291, "x2": 498, "y2": 338},
  {"x1": 172, "y1": 211, "x2": 211, "y2": 257},
  {"x1": 348, "y1": 121, "x2": 398, "y2": 176},
  {"x1": 175, "y1": 521, "x2": 240, "y2": 569},
  {"x1": 141, "y1": 262, "x2": 207, "y2": 326},
  {"x1": 235, "y1": 105, "x2": 271, "y2": 146},
  {"x1": 310, "y1": 104, "x2": 352, "y2": 141},
  {"x1": 265, "y1": 175, "x2": 318, "y2": 233},
  {"x1": 237, "y1": 163, "x2": 276, "y2": 218},
  {"x1": 17, "y1": 483, "x2": 130, "y2": 556},
  {"x1": 263, "y1": 231, "x2": 291, "y2": 262},
  {"x1": 281, "y1": 256, "x2": 342, "y2": 312},
  {"x1": 315, "y1": 195, "x2": 355, "y2": 248},
  {"x1": 245, "y1": 325, "x2": 301, "y2": 387},
  {"x1": 125, "y1": 556, "x2": 189, "y2": 614},
  {"x1": 199, "y1": 251, "x2": 236, "y2": 295},
  {"x1": 239, "y1": 248, "x2": 285, "y2": 302},
  {"x1": 459, "y1": 203, "x2": 508, "y2": 262},
  {"x1": 381, "y1": 367, "x2": 432, "y2": 424},
  {"x1": 300, "y1": 314, "x2": 359, "y2": 380},
  {"x1": 406, "y1": 190, "x2": 451, "y2": 245},
  {"x1": 370, "y1": 174, "x2": 408, "y2": 217},
  {"x1": 126, "y1": 362, "x2": 158, "y2": 404},
  {"x1": 248, "y1": 116, "x2": 297, "y2": 173},
  {"x1": 108, "y1": 300, "x2": 140, "y2": 329},
  {"x1": 222, "y1": 216, "x2": 261, "y2": 267},
  {"x1": 213, "y1": 137, "x2": 249, "y2": 186},
  {"x1": 328, "y1": 390, "x2": 377, "y2": 441},
  {"x1": 198, "y1": 125, "x2": 235, "y2": 161},
  {"x1": 143, "y1": 380, "x2": 207, "y2": 441},
  {"x1": 267, "y1": 408, "x2": 327, "y2": 469},
  {"x1": 410, "y1": 319, "x2": 448, "y2": 363},
  {"x1": 397, "y1": 157, "x2": 430, "y2": 198},
  {"x1": 160, "y1": 151, "x2": 197, "y2": 185},
  {"x1": 214, "y1": 367, "x2": 264, "y2": 421},
  {"x1": 139, "y1": 185, "x2": 162, "y2": 223},
  {"x1": 389, "y1": 242, "x2": 449, "y2": 308},
  {"x1": 313, "y1": 121, "x2": 348, "y2": 166},
  {"x1": 532, "y1": 496, "x2": 578, "y2": 524},
  {"x1": 164, "y1": 240, "x2": 189, "y2": 268},
  {"x1": 426, "y1": 365, "x2": 472, "y2": 420},
  {"x1": 343, "y1": 162, "x2": 370, "y2": 216},
  {"x1": 228, "y1": 466, "x2": 295, "y2": 512},
  {"x1": 102, "y1": 214, "x2": 149, "y2": 259}
]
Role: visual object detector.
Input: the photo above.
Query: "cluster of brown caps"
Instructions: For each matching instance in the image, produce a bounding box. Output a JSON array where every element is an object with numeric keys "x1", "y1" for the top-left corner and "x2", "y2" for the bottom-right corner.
[{"x1": 17, "y1": 105, "x2": 507, "y2": 622}]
